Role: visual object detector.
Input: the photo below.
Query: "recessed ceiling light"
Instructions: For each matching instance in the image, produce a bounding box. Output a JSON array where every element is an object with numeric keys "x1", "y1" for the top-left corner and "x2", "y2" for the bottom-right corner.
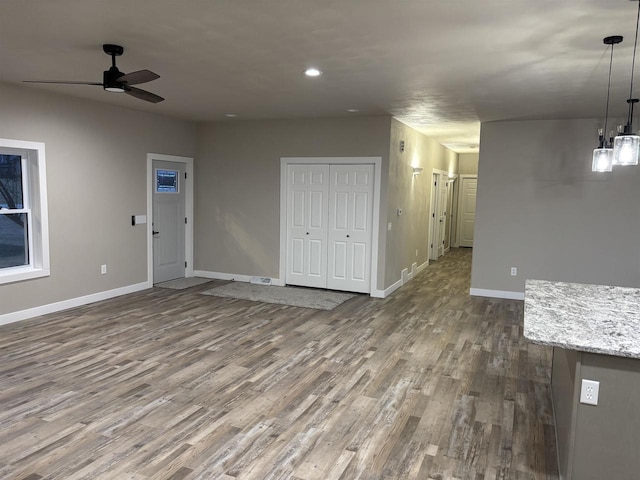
[
  {"x1": 347, "y1": 108, "x2": 359, "y2": 113},
  {"x1": 304, "y1": 67, "x2": 322, "y2": 77},
  {"x1": 225, "y1": 113, "x2": 238, "y2": 118}
]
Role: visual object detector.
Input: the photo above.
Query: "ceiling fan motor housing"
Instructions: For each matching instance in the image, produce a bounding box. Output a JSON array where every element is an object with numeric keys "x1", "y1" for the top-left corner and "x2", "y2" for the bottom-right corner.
[{"x1": 103, "y1": 66, "x2": 125, "y2": 92}]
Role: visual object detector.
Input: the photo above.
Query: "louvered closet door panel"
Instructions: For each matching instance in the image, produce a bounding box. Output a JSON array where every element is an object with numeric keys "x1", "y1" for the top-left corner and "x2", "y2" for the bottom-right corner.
[
  {"x1": 327, "y1": 164, "x2": 373, "y2": 293},
  {"x1": 286, "y1": 165, "x2": 329, "y2": 288}
]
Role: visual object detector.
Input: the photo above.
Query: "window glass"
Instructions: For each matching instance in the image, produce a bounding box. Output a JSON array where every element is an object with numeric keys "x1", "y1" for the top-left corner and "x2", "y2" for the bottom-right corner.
[
  {"x1": 156, "y1": 169, "x2": 179, "y2": 193},
  {"x1": 0, "y1": 154, "x2": 23, "y2": 209},
  {"x1": 0, "y1": 140, "x2": 49, "y2": 285},
  {"x1": 0, "y1": 213, "x2": 28, "y2": 268}
]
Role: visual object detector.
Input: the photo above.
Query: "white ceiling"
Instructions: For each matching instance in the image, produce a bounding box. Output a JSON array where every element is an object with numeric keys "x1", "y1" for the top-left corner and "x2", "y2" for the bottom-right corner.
[{"x1": 1, "y1": 0, "x2": 639, "y2": 153}]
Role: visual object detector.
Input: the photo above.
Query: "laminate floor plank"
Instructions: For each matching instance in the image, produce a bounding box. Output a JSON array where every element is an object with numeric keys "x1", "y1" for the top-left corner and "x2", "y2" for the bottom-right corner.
[{"x1": 0, "y1": 249, "x2": 559, "y2": 479}]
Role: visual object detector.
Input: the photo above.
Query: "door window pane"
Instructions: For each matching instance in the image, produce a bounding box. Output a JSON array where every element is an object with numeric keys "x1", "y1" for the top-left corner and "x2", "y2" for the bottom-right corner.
[
  {"x1": 0, "y1": 155, "x2": 24, "y2": 209},
  {"x1": 0, "y1": 213, "x2": 28, "y2": 268},
  {"x1": 156, "y1": 169, "x2": 179, "y2": 193}
]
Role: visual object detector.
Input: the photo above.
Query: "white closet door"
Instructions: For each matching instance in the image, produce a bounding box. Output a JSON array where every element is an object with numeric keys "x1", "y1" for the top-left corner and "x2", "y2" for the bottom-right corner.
[
  {"x1": 458, "y1": 176, "x2": 477, "y2": 247},
  {"x1": 286, "y1": 164, "x2": 329, "y2": 288},
  {"x1": 327, "y1": 164, "x2": 373, "y2": 293}
]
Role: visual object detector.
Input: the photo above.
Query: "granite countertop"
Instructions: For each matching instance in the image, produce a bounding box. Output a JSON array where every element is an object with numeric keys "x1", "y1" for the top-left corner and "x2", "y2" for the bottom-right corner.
[{"x1": 524, "y1": 279, "x2": 640, "y2": 359}]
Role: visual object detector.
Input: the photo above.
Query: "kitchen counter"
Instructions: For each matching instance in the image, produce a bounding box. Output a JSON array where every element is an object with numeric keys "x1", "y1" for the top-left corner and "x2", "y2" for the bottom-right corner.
[{"x1": 524, "y1": 279, "x2": 640, "y2": 358}]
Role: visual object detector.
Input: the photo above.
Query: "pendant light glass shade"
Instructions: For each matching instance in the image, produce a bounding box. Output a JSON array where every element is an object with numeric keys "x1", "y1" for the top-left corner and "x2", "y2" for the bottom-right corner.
[
  {"x1": 612, "y1": 132, "x2": 640, "y2": 165},
  {"x1": 592, "y1": 148, "x2": 614, "y2": 172},
  {"x1": 592, "y1": 128, "x2": 614, "y2": 172}
]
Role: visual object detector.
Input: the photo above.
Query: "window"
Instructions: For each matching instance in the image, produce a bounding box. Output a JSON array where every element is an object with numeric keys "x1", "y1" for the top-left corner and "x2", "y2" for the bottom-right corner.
[
  {"x1": 0, "y1": 139, "x2": 49, "y2": 284},
  {"x1": 156, "y1": 169, "x2": 179, "y2": 193}
]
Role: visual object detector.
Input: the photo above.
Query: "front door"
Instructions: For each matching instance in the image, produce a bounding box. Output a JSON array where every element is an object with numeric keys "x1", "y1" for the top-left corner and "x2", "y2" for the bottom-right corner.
[{"x1": 152, "y1": 160, "x2": 186, "y2": 283}]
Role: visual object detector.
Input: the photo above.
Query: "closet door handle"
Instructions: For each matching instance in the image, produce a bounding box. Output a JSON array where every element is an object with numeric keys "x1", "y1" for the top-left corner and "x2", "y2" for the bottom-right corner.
[{"x1": 346, "y1": 235, "x2": 350, "y2": 238}]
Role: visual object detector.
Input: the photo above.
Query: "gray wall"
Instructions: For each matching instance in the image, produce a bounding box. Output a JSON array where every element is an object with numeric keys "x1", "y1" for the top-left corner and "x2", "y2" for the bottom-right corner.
[
  {"x1": 0, "y1": 83, "x2": 196, "y2": 315},
  {"x1": 195, "y1": 116, "x2": 392, "y2": 290},
  {"x1": 386, "y1": 118, "x2": 458, "y2": 286},
  {"x1": 471, "y1": 118, "x2": 640, "y2": 294}
]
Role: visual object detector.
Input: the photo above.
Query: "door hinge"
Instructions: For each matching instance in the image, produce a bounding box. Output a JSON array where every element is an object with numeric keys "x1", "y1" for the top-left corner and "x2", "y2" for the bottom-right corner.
[
  {"x1": 430, "y1": 244, "x2": 433, "y2": 248},
  {"x1": 432, "y1": 213, "x2": 435, "y2": 218},
  {"x1": 185, "y1": 217, "x2": 187, "y2": 224},
  {"x1": 185, "y1": 261, "x2": 187, "y2": 267},
  {"x1": 185, "y1": 172, "x2": 187, "y2": 179}
]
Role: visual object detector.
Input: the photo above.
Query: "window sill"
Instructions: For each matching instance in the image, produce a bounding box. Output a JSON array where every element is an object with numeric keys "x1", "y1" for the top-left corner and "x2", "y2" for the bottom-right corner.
[{"x1": 0, "y1": 266, "x2": 50, "y2": 285}]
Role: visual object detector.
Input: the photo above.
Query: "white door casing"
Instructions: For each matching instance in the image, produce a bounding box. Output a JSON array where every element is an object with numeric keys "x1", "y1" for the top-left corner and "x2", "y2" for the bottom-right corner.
[
  {"x1": 458, "y1": 175, "x2": 477, "y2": 247},
  {"x1": 286, "y1": 164, "x2": 329, "y2": 288},
  {"x1": 153, "y1": 160, "x2": 186, "y2": 284},
  {"x1": 327, "y1": 164, "x2": 373, "y2": 293},
  {"x1": 146, "y1": 153, "x2": 193, "y2": 287}
]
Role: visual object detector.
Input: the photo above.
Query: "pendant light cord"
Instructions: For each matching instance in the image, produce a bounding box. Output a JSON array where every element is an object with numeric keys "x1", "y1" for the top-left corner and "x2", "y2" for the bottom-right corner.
[
  {"x1": 627, "y1": 0, "x2": 640, "y2": 123},
  {"x1": 604, "y1": 44, "x2": 614, "y2": 139}
]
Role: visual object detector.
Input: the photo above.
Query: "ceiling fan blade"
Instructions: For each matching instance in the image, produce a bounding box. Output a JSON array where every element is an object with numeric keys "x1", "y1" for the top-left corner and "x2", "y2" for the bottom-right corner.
[
  {"x1": 117, "y1": 70, "x2": 159, "y2": 85},
  {"x1": 23, "y1": 80, "x2": 103, "y2": 86},
  {"x1": 124, "y1": 85, "x2": 164, "y2": 103}
]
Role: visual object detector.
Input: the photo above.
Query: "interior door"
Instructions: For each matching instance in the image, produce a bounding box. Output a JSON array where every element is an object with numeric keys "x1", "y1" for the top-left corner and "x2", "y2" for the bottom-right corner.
[
  {"x1": 436, "y1": 176, "x2": 448, "y2": 257},
  {"x1": 286, "y1": 164, "x2": 329, "y2": 288},
  {"x1": 152, "y1": 160, "x2": 186, "y2": 283},
  {"x1": 327, "y1": 164, "x2": 373, "y2": 293},
  {"x1": 444, "y1": 178, "x2": 455, "y2": 252},
  {"x1": 458, "y1": 176, "x2": 477, "y2": 247}
]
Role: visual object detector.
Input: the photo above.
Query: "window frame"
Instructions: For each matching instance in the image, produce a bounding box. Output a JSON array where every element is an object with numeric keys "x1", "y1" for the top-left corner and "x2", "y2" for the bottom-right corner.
[{"x1": 0, "y1": 139, "x2": 50, "y2": 285}]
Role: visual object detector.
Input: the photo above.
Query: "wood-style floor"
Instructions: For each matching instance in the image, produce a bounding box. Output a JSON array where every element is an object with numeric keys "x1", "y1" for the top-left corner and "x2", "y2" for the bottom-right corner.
[{"x1": 0, "y1": 249, "x2": 559, "y2": 480}]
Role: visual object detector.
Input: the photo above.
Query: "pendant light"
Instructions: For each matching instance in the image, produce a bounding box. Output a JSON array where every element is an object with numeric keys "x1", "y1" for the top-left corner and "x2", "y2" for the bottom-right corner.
[
  {"x1": 613, "y1": 0, "x2": 640, "y2": 166},
  {"x1": 593, "y1": 36, "x2": 623, "y2": 172}
]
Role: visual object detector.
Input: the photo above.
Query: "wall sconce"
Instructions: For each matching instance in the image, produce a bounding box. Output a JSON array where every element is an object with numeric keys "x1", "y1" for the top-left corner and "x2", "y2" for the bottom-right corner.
[{"x1": 412, "y1": 167, "x2": 423, "y2": 175}]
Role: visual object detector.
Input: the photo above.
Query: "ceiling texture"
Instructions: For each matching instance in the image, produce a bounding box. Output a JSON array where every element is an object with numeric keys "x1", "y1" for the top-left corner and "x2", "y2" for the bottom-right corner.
[{"x1": 1, "y1": 0, "x2": 639, "y2": 153}]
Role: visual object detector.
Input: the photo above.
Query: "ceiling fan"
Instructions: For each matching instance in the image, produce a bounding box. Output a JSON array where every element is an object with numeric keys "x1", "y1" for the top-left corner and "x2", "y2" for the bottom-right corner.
[{"x1": 24, "y1": 44, "x2": 164, "y2": 103}]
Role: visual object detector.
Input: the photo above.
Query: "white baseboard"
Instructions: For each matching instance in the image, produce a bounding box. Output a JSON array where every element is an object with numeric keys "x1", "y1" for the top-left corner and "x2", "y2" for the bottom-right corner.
[
  {"x1": 193, "y1": 270, "x2": 284, "y2": 286},
  {"x1": 383, "y1": 278, "x2": 403, "y2": 297},
  {"x1": 469, "y1": 288, "x2": 524, "y2": 300},
  {"x1": 370, "y1": 288, "x2": 385, "y2": 298},
  {"x1": 0, "y1": 281, "x2": 149, "y2": 326},
  {"x1": 417, "y1": 260, "x2": 429, "y2": 274}
]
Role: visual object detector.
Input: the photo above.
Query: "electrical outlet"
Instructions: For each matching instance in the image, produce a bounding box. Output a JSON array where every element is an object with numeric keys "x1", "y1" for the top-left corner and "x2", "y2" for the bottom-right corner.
[
  {"x1": 101, "y1": 264, "x2": 107, "y2": 275},
  {"x1": 580, "y1": 379, "x2": 600, "y2": 406},
  {"x1": 510, "y1": 267, "x2": 517, "y2": 276}
]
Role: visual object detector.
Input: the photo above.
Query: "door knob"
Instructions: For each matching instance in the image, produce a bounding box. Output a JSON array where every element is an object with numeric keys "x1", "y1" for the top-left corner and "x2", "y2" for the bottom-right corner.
[
  {"x1": 346, "y1": 235, "x2": 350, "y2": 238},
  {"x1": 152, "y1": 230, "x2": 159, "y2": 235},
  {"x1": 306, "y1": 232, "x2": 309, "y2": 235}
]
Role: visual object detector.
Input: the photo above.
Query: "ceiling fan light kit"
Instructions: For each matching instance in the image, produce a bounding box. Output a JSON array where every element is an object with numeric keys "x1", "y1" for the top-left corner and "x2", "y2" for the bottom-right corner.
[{"x1": 23, "y1": 43, "x2": 164, "y2": 103}]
